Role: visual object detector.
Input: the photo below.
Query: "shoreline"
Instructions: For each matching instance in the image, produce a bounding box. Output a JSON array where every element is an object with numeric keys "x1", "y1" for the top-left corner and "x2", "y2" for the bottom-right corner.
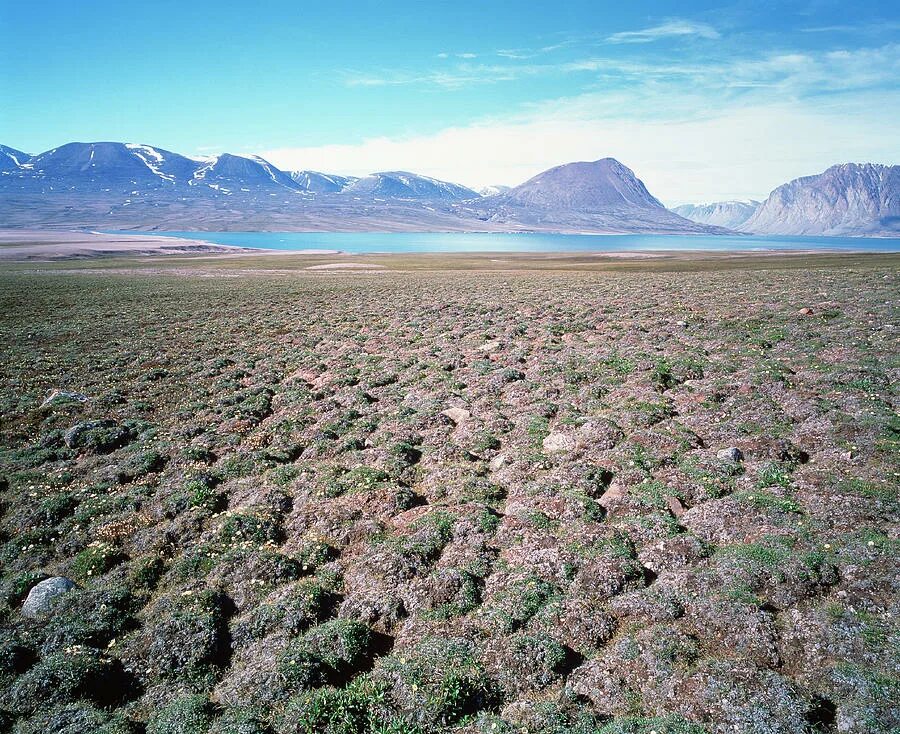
[{"x1": 0, "y1": 228, "x2": 898, "y2": 263}]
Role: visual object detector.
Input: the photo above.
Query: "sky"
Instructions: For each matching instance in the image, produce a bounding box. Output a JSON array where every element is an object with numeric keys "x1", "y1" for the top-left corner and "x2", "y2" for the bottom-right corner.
[{"x1": 1, "y1": 1, "x2": 898, "y2": 204}]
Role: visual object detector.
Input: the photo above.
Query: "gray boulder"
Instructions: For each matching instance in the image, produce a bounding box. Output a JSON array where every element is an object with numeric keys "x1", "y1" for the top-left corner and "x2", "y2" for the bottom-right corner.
[
  {"x1": 40, "y1": 389, "x2": 89, "y2": 409},
  {"x1": 717, "y1": 447, "x2": 744, "y2": 462},
  {"x1": 21, "y1": 577, "x2": 76, "y2": 617},
  {"x1": 63, "y1": 419, "x2": 133, "y2": 452}
]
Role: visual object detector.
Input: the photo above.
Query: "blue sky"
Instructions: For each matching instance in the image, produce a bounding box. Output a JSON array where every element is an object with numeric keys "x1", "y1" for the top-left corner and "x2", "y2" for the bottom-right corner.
[{"x1": 1, "y1": 0, "x2": 898, "y2": 202}]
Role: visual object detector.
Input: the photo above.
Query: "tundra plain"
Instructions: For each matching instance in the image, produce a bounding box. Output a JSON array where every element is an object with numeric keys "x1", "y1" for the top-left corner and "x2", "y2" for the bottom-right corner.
[{"x1": 0, "y1": 252, "x2": 897, "y2": 734}]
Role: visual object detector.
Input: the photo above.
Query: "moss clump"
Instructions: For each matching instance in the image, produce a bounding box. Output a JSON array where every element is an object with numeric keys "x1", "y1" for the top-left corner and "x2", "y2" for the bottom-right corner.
[
  {"x1": 145, "y1": 589, "x2": 232, "y2": 687},
  {"x1": 71, "y1": 541, "x2": 126, "y2": 581},
  {"x1": 32, "y1": 492, "x2": 78, "y2": 527},
  {"x1": 497, "y1": 633, "x2": 568, "y2": 694},
  {"x1": 276, "y1": 618, "x2": 374, "y2": 692},
  {"x1": 185, "y1": 473, "x2": 224, "y2": 511},
  {"x1": 393, "y1": 511, "x2": 455, "y2": 564},
  {"x1": 209, "y1": 706, "x2": 273, "y2": 734},
  {"x1": 486, "y1": 576, "x2": 560, "y2": 633},
  {"x1": 295, "y1": 538, "x2": 338, "y2": 572},
  {"x1": 372, "y1": 636, "x2": 499, "y2": 728},
  {"x1": 233, "y1": 580, "x2": 328, "y2": 646},
  {"x1": 0, "y1": 629, "x2": 34, "y2": 688},
  {"x1": 11, "y1": 702, "x2": 138, "y2": 734},
  {"x1": 279, "y1": 676, "x2": 423, "y2": 734},
  {"x1": 127, "y1": 554, "x2": 165, "y2": 594},
  {"x1": 146, "y1": 694, "x2": 214, "y2": 734},
  {"x1": 115, "y1": 448, "x2": 167, "y2": 483},
  {"x1": 597, "y1": 715, "x2": 709, "y2": 734},
  {"x1": 220, "y1": 512, "x2": 283, "y2": 545},
  {"x1": 40, "y1": 584, "x2": 137, "y2": 652},
  {"x1": 7, "y1": 647, "x2": 128, "y2": 715}
]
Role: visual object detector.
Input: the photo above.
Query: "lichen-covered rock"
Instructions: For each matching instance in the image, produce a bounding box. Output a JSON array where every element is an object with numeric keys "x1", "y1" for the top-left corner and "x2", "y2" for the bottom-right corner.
[
  {"x1": 63, "y1": 419, "x2": 136, "y2": 452},
  {"x1": 21, "y1": 576, "x2": 76, "y2": 618}
]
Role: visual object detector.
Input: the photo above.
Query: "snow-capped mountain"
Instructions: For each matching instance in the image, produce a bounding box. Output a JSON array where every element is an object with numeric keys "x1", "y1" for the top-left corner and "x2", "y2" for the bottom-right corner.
[
  {"x1": 0, "y1": 142, "x2": 303, "y2": 196},
  {"x1": 191, "y1": 153, "x2": 302, "y2": 193},
  {"x1": 343, "y1": 171, "x2": 479, "y2": 201},
  {"x1": 479, "y1": 184, "x2": 511, "y2": 197},
  {"x1": 0, "y1": 145, "x2": 30, "y2": 173},
  {"x1": 740, "y1": 163, "x2": 900, "y2": 235},
  {"x1": 5, "y1": 140, "x2": 891, "y2": 236},
  {"x1": 289, "y1": 170, "x2": 357, "y2": 194},
  {"x1": 673, "y1": 200, "x2": 760, "y2": 229},
  {"x1": 22, "y1": 142, "x2": 199, "y2": 191}
]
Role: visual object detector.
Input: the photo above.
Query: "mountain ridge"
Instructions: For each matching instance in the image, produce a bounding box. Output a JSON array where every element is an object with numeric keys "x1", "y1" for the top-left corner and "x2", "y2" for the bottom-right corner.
[
  {"x1": 3, "y1": 141, "x2": 894, "y2": 235},
  {"x1": 739, "y1": 163, "x2": 899, "y2": 235}
]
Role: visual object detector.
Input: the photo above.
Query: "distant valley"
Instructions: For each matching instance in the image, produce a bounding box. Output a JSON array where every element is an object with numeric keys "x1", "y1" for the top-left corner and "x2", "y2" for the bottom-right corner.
[{"x1": 0, "y1": 142, "x2": 896, "y2": 236}]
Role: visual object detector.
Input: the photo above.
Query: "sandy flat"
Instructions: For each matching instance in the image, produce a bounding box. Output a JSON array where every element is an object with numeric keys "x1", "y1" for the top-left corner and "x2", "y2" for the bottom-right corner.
[
  {"x1": 0, "y1": 230, "x2": 259, "y2": 260},
  {"x1": 305, "y1": 262, "x2": 386, "y2": 270}
]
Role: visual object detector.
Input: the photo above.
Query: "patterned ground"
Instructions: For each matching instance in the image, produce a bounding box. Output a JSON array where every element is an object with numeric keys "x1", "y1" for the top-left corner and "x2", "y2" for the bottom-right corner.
[{"x1": 0, "y1": 256, "x2": 897, "y2": 734}]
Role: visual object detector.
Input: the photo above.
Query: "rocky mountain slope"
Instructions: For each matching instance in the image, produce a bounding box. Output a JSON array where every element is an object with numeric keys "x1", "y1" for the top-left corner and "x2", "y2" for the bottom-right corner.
[
  {"x1": 0, "y1": 142, "x2": 722, "y2": 234},
  {"x1": 674, "y1": 201, "x2": 760, "y2": 229},
  {"x1": 464, "y1": 159, "x2": 727, "y2": 234},
  {"x1": 343, "y1": 172, "x2": 479, "y2": 201},
  {"x1": 289, "y1": 171, "x2": 357, "y2": 194},
  {"x1": 0, "y1": 145, "x2": 29, "y2": 172},
  {"x1": 739, "y1": 163, "x2": 899, "y2": 236}
]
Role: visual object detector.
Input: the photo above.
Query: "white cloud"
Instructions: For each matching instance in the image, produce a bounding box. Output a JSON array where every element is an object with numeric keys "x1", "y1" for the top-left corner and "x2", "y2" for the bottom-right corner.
[
  {"x1": 262, "y1": 43, "x2": 899, "y2": 204},
  {"x1": 261, "y1": 88, "x2": 899, "y2": 205},
  {"x1": 606, "y1": 20, "x2": 720, "y2": 44}
]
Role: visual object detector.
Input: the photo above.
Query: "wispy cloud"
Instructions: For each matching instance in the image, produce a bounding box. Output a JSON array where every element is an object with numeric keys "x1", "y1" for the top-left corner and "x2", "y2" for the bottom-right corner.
[
  {"x1": 341, "y1": 43, "x2": 900, "y2": 96},
  {"x1": 606, "y1": 19, "x2": 720, "y2": 44},
  {"x1": 801, "y1": 21, "x2": 900, "y2": 34},
  {"x1": 437, "y1": 52, "x2": 478, "y2": 59}
]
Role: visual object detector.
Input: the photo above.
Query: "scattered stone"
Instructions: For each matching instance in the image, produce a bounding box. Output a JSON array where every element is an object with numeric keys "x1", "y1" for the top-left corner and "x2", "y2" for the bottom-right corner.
[
  {"x1": 40, "y1": 390, "x2": 89, "y2": 409},
  {"x1": 440, "y1": 407, "x2": 471, "y2": 425},
  {"x1": 598, "y1": 482, "x2": 626, "y2": 508},
  {"x1": 798, "y1": 307, "x2": 814, "y2": 315},
  {"x1": 488, "y1": 454, "x2": 508, "y2": 472},
  {"x1": 717, "y1": 446, "x2": 744, "y2": 462},
  {"x1": 542, "y1": 431, "x2": 576, "y2": 453},
  {"x1": 665, "y1": 494, "x2": 686, "y2": 517},
  {"x1": 22, "y1": 577, "x2": 77, "y2": 618}
]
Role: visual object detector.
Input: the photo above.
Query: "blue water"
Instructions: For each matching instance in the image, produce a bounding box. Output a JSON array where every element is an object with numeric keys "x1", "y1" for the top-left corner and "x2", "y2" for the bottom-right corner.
[{"x1": 111, "y1": 231, "x2": 900, "y2": 253}]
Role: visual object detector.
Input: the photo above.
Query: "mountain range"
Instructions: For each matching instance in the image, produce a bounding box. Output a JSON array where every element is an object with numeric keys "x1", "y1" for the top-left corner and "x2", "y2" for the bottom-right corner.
[
  {"x1": 0, "y1": 141, "x2": 896, "y2": 236},
  {"x1": 673, "y1": 200, "x2": 761, "y2": 230}
]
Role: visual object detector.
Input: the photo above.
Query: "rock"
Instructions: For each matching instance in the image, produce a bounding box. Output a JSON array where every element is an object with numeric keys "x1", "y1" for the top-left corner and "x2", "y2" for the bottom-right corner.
[
  {"x1": 798, "y1": 307, "x2": 814, "y2": 316},
  {"x1": 440, "y1": 407, "x2": 471, "y2": 425},
  {"x1": 63, "y1": 419, "x2": 133, "y2": 452},
  {"x1": 598, "y1": 482, "x2": 626, "y2": 508},
  {"x1": 489, "y1": 454, "x2": 508, "y2": 472},
  {"x1": 22, "y1": 577, "x2": 76, "y2": 617},
  {"x1": 40, "y1": 390, "x2": 89, "y2": 409},
  {"x1": 665, "y1": 495, "x2": 686, "y2": 517},
  {"x1": 542, "y1": 431, "x2": 576, "y2": 453},
  {"x1": 717, "y1": 447, "x2": 744, "y2": 462}
]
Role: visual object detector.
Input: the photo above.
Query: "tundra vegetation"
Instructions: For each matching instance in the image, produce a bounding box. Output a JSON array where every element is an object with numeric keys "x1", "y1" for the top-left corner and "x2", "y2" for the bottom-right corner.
[{"x1": 0, "y1": 252, "x2": 897, "y2": 733}]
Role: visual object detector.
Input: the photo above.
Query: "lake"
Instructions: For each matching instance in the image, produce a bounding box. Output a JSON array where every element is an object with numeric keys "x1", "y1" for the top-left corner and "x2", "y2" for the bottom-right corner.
[{"x1": 114, "y1": 231, "x2": 900, "y2": 253}]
